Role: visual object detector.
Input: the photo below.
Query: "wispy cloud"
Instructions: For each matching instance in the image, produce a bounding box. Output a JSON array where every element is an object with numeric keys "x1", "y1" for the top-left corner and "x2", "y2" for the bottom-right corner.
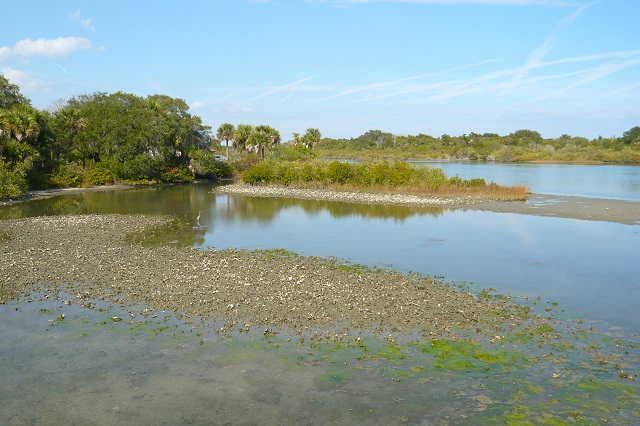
[
  {"x1": 220, "y1": 91, "x2": 235, "y2": 101},
  {"x1": 245, "y1": 77, "x2": 315, "y2": 102},
  {"x1": 500, "y1": 1, "x2": 596, "y2": 95},
  {"x1": 524, "y1": 57, "x2": 640, "y2": 103},
  {"x1": 296, "y1": 46, "x2": 640, "y2": 108},
  {"x1": 278, "y1": 93, "x2": 294, "y2": 102},
  {"x1": 308, "y1": 55, "x2": 524, "y2": 104},
  {"x1": 599, "y1": 81, "x2": 640, "y2": 98},
  {"x1": 70, "y1": 9, "x2": 96, "y2": 32},
  {"x1": 305, "y1": 74, "x2": 431, "y2": 103}
]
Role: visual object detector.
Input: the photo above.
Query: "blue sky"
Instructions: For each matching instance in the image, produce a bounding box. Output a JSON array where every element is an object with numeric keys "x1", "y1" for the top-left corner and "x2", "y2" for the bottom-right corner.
[{"x1": 2, "y1": 0, "x2": 638, "y2": 140}]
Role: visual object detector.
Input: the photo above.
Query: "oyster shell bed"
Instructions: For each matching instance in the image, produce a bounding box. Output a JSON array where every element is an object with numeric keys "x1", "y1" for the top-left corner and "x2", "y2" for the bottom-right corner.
[
  {"x1": 1, "y1": 214, "x2": 533, "y2": 337},
  {"x1": 215, "y1": 184, "x2": 479, "y2": 206}
]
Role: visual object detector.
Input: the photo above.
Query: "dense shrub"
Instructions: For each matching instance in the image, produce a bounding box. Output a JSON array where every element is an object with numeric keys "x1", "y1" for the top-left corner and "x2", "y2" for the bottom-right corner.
[
  {"x1": 49, "y1": 162, "x2": 84, "y2": 188},
  {"x1": 240, "y1": 159, "x2": 454, "y2": 191},
  {"x1": 121, "y1": 154, "x2": 161, "y2": 181},
  {"x1": 327, "y1": 161, "x2": 355, "y2": 184},
  {"x1": 189, "y1": 149, "x2": 233, "y2": 180},
  {"x1": 275, "y1": 162, "x2": 298, "y2": 185},
  {"x1": 84, "y1": 160, "x2": 116, "y2": 186},
  {"x1": 242, "y1": 160, "x2": 276, "y2": 184},
  {"x1": 160, "y1": 166, "x2": 194, "y2": 183},
  {"x1": 272, "y1": 143, "x2": 316, "y2": 161},
  {"x1": 0, "y1": 160, "x2": 28, "y2": 197}
]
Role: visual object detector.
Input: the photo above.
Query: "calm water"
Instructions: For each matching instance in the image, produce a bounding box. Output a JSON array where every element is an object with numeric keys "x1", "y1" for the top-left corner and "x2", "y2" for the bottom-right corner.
[
  {"x1": 418, "y1": 161, "x2": 640, "y2": 201},
  {"x1": 3, "y1": 177, "x2": 637, "y2": 330},
  {"x1": 2, "y1": 163, "x2": 639, "y2": 423}
]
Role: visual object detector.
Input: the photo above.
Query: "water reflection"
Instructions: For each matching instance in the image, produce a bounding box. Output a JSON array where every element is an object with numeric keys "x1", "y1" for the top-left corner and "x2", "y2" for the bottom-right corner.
[
  {"x1": 2, "y1": 182, "x2": 639, "y2": 332},
  {"x1": 204, "y1": 193, "x2": 640, "y2": 332},
  {"x1": 220, "y1": 193, "x2": 446, "y2": 223}
]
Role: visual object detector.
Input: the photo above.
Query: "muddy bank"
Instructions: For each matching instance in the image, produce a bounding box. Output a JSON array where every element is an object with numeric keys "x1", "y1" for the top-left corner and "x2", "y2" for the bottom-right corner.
[
  {"x1": 0, "y1": 214, "x2": 534, "y2": 337},
  {"x1": 216, "y1": 184, "x2": 640, "y2": 225},
  {"x1": 467, "y1": 194, "x2": 640, "y2": 225}
]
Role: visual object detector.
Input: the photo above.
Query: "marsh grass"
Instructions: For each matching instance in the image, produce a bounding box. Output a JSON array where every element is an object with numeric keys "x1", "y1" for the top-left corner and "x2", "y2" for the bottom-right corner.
[{"x1": 241, "y1": 159, "x2": 528, "y2": 201}]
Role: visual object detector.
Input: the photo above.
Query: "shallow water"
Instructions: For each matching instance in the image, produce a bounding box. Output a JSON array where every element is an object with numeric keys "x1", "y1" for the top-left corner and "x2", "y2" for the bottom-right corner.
[
  {"x1": 1, "y1": 172, "x2": 639, "y2": 423},
  {"x1": 202, "y1": 195, "x2": 640, "y2": 331},
  {"x1": 2, "y1": 182, "x2": 638, "y2": 331},
  {"x1": 2, "y1": 295, "x2": 638, "y2": 425},
  {"x1": 416, "y1": 161, "x2": 640, "y2": 201}
]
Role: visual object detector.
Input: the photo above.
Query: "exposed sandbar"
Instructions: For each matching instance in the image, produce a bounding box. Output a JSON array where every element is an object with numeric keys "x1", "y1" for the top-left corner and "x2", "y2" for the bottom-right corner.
[
  {"x1": 216, "y1": 184, "x2": 640, "y2": 225},
  {"x1": 0, "y1": 214, "x2": 533, "y2": 337}
]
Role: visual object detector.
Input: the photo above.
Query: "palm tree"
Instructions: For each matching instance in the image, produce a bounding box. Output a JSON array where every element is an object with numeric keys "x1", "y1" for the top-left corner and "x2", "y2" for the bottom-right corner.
[
  {"x1": 216, "y1": 122, "x2": 235, "y2": 158},
  {"x1": 247, "y1": 127, "x2": 271, "y2": 160},
  {"x1": 233, "y1": 124, "x2": 253, "y2": 153},
  {"x1": 254, "y1": 125, "x2": 280, "y2": 159},
  {"x1": 0, "y1": 74, "x2": 30, "y2": 109},
  {"x1": 0, "y1": 104, "x2": 40, "y2": 143},
  {"x1": 303, "y1": 128, "x2": 321, "y2": 150}
]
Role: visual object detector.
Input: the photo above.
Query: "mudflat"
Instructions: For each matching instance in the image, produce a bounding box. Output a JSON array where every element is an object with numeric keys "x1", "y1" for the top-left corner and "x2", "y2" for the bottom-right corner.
[
  {"x1": 467, "y1": 194, "x2": 640, "y2": 225},
  {"x1": 0, "y1": 214, "x2": 541, "y2": 338}
]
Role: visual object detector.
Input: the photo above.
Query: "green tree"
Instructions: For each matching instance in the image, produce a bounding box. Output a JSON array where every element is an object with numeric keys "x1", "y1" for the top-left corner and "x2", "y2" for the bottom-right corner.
[
  {"x1": 621, "y1": 126, "x2": 640, "y2": 145},
  {"x1": 50, "y1": 91, "x2": 211, "y2": 182},
  {"x1": 303, "y1": 128, "x2": 321, "y2": 150},
  {"x1": 0, "y1": 104, "x2": 41, "y2": 197},
  {"x1": 1, "y1": 75, "x2": 41, "y2": 196},
  {"x1": 247, "y1": 126, "x2": 272, "y2": 160},
  {"x1": 251, "y1": 125, "x2": 280, "y2": 159},
  {"x1": 0, "y1": 74, "x2": 30, "y2": 109},
  {"x1": 233, "y1": 124, "x2": 253, "y2": 153},
  {"x1": 216, "y1": 122, "x2": 235, "y2": 158},
  {"x1": 0, "y1": 104, "x2": 40, "y2": 143}
]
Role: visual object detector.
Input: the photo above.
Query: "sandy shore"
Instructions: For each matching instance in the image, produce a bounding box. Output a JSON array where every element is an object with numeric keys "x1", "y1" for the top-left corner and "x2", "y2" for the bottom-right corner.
[
  {"x1": 216, "y1": 184, "x2": 640, "y2": 225},
  {"x1": 0, "y1": 214, "x2": 540, "y2": 338}
]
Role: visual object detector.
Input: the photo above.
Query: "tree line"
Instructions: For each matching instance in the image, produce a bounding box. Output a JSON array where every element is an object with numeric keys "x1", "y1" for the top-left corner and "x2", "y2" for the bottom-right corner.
[
  {"x1": 0, "y1": 74, "x2": 326, "y2": 198},
  {"x1": 0, "y1": 75, "x2": 230, "y2": 197},
  {"x1": 315, "y1": 128, "x2": 640, "y2": 163},
  {"x1": 3, "y1": 71, "x2": 638, "y2": 199}
]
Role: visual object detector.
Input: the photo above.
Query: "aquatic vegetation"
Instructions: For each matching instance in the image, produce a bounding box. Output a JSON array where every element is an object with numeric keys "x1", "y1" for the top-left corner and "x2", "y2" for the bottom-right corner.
[{"x1": 3, "y1": 294, "x2": 640, "y2": 424}]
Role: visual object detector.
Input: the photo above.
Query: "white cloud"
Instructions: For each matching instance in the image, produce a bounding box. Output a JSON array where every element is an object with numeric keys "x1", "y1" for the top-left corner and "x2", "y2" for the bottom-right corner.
[
  {"x1": 5, "y1": 37, "x2": 92, "y2": 58},
  {"x1": 1, "y1": 67, "x2": 49, "y2": 93},
  {"x1": 0, "y1": 47, "x2": 10, "y2": 62}
]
